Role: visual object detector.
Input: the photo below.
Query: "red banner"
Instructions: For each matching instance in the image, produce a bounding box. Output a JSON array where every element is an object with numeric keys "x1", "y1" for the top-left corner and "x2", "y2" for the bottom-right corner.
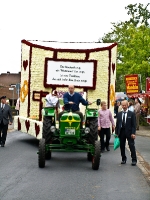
[
  {"x1": 146, "y1": 77, "x2": 150, "y2": 93},
  {"x1": 125, "y1": 74, "x2": 139, "y2": 94}
]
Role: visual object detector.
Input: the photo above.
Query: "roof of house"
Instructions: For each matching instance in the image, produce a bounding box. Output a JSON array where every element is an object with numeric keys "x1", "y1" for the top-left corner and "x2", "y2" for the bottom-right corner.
[{"x1": 0, "y1": 72, "x2": 21, "y2": 99}]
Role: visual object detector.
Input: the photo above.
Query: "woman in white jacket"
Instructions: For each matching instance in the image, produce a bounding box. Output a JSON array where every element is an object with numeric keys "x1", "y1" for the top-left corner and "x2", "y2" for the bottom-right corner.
[
  {"x1": 45, "y1": 90, "x2": 60, "y2": 120},
  {"x1": 45, "y1": 90, "x2": 60, "y2": 108}
]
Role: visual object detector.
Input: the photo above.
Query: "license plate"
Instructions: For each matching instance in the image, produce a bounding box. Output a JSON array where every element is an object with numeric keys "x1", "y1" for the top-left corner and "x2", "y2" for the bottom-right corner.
[{"x1": 65, "y1": 128, "x2": 75, "y2": 135}]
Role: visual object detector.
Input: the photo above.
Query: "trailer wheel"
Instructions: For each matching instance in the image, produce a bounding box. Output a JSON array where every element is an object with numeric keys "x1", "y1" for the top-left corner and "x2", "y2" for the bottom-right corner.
[
  {"x1": 38, "y1": 139, "x2": 46, "y2": 168},
  {"x1": 92, "y1": 140, "x2": 100, "y2": 170}
]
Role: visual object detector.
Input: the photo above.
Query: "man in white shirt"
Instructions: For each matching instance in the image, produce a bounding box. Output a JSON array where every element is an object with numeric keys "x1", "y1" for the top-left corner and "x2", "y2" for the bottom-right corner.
[{"x1": 115, "y1": 100, "x2": 137, "y2": 166}]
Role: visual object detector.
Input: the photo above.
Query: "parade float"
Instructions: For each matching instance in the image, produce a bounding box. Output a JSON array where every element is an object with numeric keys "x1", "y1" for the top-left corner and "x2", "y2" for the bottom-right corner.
[{"x1": 14, "y1": 40, "x2": 117, "y2": 139}]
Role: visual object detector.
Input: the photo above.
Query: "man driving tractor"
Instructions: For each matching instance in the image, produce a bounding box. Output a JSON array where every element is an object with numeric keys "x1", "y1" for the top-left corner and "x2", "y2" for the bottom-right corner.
[{"x1": 59, "y1": 85, "x2": 92, "y2": 128}]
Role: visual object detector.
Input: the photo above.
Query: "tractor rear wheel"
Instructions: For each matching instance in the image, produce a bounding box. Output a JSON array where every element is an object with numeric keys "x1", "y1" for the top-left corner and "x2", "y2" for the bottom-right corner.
[
  {"x1": 92, "y1": 140, "x2": 100, "y2": 170},
  {"x1": 38, "y1": 138, "x2": 46, "y2": 168},
  {"x1": 42, "y1": 116, "x2": 52, "y2": 144},
  {"x1": 88, "y1": 118, "x2": 98, "y2": 144},
  {"x1": 87, "y1": 152, "x2": 92, "y2": 161}
]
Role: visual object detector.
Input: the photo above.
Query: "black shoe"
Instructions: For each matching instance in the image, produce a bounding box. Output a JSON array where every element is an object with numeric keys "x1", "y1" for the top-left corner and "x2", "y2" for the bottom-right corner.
[
  {"x1": 121, "y1": 158, "x2": 127, "y2": 164},
  {"x1": 131, "y1": 161, "x2": 137, "y2": 166},
  {"x1": 1, "y1": 143, "x2": 5, "y2": 147},
  {"x1": 106, "y1": 146, "x2": 110, "y2": 151}
]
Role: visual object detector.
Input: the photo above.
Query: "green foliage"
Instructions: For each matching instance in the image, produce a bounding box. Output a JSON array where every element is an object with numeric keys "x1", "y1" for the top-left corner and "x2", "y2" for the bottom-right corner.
[
  {"x1": 140, "y1": 115, "x2": 149, "y2": 126},
  {"x1": 125, "y1": 3, "x2": 150, "y2": 27},
  {"x1": 59, "y1": 98, "x2": 64, "y2": 105},
  {"x1": 99, "y1": 3, "x2": 150, "y2": 92},
  {"x1": 11, "y1": 106, "x2": 15, "y2": 109}
]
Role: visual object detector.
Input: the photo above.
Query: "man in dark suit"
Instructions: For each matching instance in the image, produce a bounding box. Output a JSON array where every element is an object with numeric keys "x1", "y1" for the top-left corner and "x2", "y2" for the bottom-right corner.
[
  {"x1": 0, "y1": 96, "x2": 13, "y2": 147},
  {"x1": 115, "y1": 100, "x2": 137, "y2": 166}
]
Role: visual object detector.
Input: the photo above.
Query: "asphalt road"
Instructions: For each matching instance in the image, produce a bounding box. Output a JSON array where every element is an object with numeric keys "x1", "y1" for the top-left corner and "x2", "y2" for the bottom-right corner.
[
  {"x1": 136, "y1": 135, "x2": 150, "y2": 164},
  {"x1": 0, "y1": 131, "x2": 150, "y2": 200}
]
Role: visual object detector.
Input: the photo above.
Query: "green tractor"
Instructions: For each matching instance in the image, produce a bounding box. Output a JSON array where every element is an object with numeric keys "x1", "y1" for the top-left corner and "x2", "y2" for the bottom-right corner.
[{"x1": 38, "y1": 99, "x2": 101, "y2": 170}]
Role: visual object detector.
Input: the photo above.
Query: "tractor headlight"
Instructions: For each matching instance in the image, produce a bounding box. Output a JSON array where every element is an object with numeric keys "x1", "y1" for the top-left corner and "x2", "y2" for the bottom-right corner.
[
  {"x1": 50, "y1": 126, "x2": 56, "y2": 133},
  {"x1": 84, "y1": 127, "x2": 90, "y2": 134}
]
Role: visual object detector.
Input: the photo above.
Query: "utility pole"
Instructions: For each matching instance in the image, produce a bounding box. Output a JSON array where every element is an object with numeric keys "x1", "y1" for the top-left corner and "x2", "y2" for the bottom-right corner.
[
  {"x1": 12, "y1": 88, "x2": 14, "y2": 106},
  {"x1": 9, "y1": 87, "x2": 14, "y2": 106},
  {"x1": 16, "y1": 83, "x2": 20, "y2": 99}
]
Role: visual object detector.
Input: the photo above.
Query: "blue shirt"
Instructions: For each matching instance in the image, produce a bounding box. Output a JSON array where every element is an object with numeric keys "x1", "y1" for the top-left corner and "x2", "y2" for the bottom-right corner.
[{"x1": 63, "y1": 92, "x2": 88, "y2": 111}]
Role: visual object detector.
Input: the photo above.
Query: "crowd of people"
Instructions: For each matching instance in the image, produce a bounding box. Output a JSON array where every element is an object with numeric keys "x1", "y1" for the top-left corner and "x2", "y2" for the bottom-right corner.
[
  {"x1": 99, "y1": 99, "x2": 137, "y2": 166},
  {"x1": 0, "y1": 86, "x2": 138, "y2": 166},
  {"x1": 114, "y1": 98, "x2": 141, "y2": 130}
]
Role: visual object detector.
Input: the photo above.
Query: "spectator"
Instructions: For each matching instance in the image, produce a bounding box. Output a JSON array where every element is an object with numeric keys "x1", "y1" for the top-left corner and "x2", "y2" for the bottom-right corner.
[
  {"x1": 6, "y1": 99, "x2": 9, "y2": 105},
  {"x1": 98, "y1": 101, "x2": 115, "y2": 152},
  {"x1": 114, "y1": 101, "x2": 118, "y2": 118},
  {"x1": 118, "y1": 101, "x2": 122, "y2": 112},
  {"x1": 134, "y1": 98, "x2": 141, "y2": 130},
  {"x1": 128, "y1": 101, "x2": 134, "y2": 112},
  {"x1": 15, "y1": 98, "x2": 20, "y2": 115},
  {"x1": 0, "y1": 96, "x2": 13, "y2": 147},
  {"x1": 115, "y1": 100, "x2": 137, "y2": 166}
]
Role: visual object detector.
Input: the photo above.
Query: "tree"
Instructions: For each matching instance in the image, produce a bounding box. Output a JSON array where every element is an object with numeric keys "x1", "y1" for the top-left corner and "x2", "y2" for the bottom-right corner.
[
  {"x1": 99, "y1": 3, "x2": 150, "y2": 92},
  {"x1": 125, "y1": 3, "x2": 150, "y2": 27}
]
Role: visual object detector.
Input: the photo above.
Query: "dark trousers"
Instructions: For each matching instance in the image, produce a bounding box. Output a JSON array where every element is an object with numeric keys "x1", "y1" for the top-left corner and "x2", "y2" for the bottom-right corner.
[
  {"x1": 0, "y1": 121, "x2": 8, "y2": 144},
  {"x1": 119, "y1": 128, "x2": 137, "y2": 162},
  {"x1": 59, "y1": 111, "x2": 83, "y2": 128},
  {"x1": 100, "y1": 128, "x2": 110, "y2": 150}
]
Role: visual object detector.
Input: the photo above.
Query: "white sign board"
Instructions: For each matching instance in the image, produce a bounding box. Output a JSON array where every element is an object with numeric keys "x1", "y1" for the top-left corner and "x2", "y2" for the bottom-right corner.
[
  {"x1": 46, "y1": 60, "x2": 95, "y2": 87},
  {"x1": 9, "y1": 88, "x2": 14, "y2": 90}
]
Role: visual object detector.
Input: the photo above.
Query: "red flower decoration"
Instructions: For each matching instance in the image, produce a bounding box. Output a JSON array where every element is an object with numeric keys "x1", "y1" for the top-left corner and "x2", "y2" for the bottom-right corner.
[
  {"x1": 35, "y1": 123, "x2": 40, "y2": 137},
  {"x1": 23, "y1": 60, "x2": 28, "y2": 71},
  {"x1": 18, "y1": 117, "x2": 21, "y2": 131},
  {"x1": 112, "y1": 63, "x2": 115, "y2": 74},
  {"x1": 25, "y1": 120, "x2": 30, "y2": 132}
]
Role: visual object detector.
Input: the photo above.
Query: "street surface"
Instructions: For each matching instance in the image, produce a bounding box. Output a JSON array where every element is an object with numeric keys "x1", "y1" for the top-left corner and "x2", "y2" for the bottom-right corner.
[{"x1": 0, "y1": 130, "x2": 150, "y2": 200}]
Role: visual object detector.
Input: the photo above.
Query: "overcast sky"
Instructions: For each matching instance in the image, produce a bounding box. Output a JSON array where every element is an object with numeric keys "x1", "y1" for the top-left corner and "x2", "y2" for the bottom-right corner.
[{"x1": 0, "y1": 0, "x2": 149, "y2": 74}]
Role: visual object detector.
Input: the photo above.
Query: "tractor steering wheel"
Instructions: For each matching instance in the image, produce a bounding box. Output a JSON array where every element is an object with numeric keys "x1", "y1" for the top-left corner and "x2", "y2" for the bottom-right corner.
[{"x1": 64, "y1": 102, "x2": 78, "y2": 112}]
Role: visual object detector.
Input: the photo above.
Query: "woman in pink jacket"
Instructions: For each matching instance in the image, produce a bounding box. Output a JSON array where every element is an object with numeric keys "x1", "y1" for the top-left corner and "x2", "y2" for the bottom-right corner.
[{"x1": 98, "y1": 101, "x2": 115, "y2": 153}]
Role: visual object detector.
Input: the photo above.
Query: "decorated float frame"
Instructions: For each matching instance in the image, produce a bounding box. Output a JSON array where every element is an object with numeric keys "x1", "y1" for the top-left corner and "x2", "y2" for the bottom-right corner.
[{"x1": 44, "y1": 58, "x2": 97, "y2": 90}]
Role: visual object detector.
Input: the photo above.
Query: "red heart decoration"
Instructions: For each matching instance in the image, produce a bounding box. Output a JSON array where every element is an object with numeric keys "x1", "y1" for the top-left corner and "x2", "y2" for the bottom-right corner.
[
  {"x1": 23, "y1": 60, "x2": 28, "y2": 71},
  {"x1": 25, "y1": 120, "x2": 30, "y2": 132},
  {"x1": 18, "y1": 117, "x2": 21, "y2": 131},
  {"x1": 35, "y1": 123, "x2": 40, "y2": 137},
  {"x1": 112, "y1": 63, "x2": 115, "y2": 74}
]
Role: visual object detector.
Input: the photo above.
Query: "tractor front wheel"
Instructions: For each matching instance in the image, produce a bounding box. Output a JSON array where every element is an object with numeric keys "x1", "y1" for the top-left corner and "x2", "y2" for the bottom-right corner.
[
  {"x1": 92, "y1": 140, "x2": 100, "y2": 170},
  {"x1": 38, "y1": 139, "x2": 46, "y2": 168}
]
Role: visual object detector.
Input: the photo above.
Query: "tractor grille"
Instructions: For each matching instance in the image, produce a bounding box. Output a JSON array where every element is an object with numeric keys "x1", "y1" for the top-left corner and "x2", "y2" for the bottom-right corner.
[{"x1": 68, "y1": 116, "x2": 72, "y2": 120}]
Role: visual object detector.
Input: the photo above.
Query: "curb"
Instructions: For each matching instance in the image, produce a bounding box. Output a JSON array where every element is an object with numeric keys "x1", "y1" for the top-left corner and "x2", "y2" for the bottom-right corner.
[
  {"x1": 126, "y1": 145, "x2": 150, "y2": 186},
  {"x1": 136, "y1": 133, "x2": 150, "y2": 137}
]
